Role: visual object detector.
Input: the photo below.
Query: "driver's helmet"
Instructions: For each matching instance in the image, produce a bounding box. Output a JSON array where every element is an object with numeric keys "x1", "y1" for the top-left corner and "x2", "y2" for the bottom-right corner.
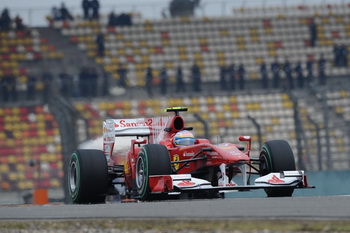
[{"x1": 173, "y1": 130, "x2": 196, "y2": 147}]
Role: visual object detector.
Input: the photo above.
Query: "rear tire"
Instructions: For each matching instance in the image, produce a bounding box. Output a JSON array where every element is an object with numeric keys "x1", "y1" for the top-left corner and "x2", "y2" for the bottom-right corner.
[
  {"x1": 135, "y1": 144, "x2": 172, "y2": 200},
  {"x1": 259, "y1": 140, "x2": 296, "y2": 197},
  {"x1": 68, "y1": 149, "x2": 108, "y2": 204}
]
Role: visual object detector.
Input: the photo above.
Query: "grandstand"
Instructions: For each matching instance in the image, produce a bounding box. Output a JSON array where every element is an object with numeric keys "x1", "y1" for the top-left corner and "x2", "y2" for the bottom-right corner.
[
  {"x1": 0, "y1": 105, "x2": 62, "y2": 191},
  {"x1": 51, "y1": 2, "x2": 350, "y2": 85},
  {"x1": 0, "y1": 1, "x2": 350, "y2": 203}
]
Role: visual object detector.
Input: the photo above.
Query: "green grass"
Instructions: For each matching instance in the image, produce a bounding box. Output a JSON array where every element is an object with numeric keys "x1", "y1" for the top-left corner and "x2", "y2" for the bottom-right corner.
[{"x1": 1, "y1": 219, "x2": 350, "y2": 232}]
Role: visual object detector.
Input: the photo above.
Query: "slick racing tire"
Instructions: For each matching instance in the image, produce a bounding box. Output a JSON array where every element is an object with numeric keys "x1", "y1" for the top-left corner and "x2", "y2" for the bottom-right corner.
[
  {"x1": 259, "y1": 140, "x2": 296, "y2": 197},
  {"x1": 68, "y1": 149, "x2": 108, "y2": 204},
  {"x1": 135, "y1": 144, "x2": 172, "y2": 200}
]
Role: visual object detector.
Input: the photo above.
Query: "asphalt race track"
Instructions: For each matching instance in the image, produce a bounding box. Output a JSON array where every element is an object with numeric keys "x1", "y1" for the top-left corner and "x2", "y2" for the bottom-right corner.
[{"x1": 1, "y1": 195, "x2": 350, "y2": 220}]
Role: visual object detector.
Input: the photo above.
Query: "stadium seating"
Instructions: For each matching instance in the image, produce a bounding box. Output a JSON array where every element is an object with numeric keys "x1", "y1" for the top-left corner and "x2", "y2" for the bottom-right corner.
[
  {"x1": 0, "y1": 28, "x2": 63, "y2": 95},
  {"x1": 0, "y1": 105, "x2": 62, "y2": 191},
  {"x1": 51, "y1": 3, "x2": 350, "y2": 88},
  {"x1": 326, "y1": 89, "x2": 350, "y2": 121}
]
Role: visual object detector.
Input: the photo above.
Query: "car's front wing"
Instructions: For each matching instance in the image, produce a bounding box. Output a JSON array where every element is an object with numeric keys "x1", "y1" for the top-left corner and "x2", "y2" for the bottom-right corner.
[{"x1": 148, "y1": 171, "x2": 313, "y2": 194}]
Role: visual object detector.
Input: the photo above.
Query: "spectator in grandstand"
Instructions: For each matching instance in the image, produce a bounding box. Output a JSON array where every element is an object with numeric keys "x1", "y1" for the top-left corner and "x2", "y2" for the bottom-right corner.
[
  {"x1": 101, "y1": 69, "x2": 110, "y2": 97},
  {"x1": 340, "y1": 44, "x2": 348, "y2": 67},
  {"x1": 237, "y1": 63, "x2": 246, "y2": 90},
  {"x1": 88, "y1": 67, "x2": 99, "y2": 97},
  {"x1": 175, "y1": 65, "x2": 186, "y2": 92},
  {"x1": 318, "y1": 54, "x2": 327, "y2": 85},
  {"x1": 81, "y1": 0, "x2": 90, "y2": 20},
  {"x1": 191, "y1": 62, "x2": 201, "y2": 92},
  {"x1": 72, "y1": 73, "x2": 81, "y2": 98},
  {"x1": 82, "y1": 0, "x2": 91, "y2": 20},
  {"x1": 295, "y1": 61, "x2": 304, "y2": 89},
  {"x1": 108, "y1": 11, "x2": 117, "y2": 27},
  {"x1": 260, "y1": 60, "x2": 268, "y2": 89},
  {"x1": 26, "y1": 73, "x2": 37, "y2": 101},
  {"x1": 79, "y1": 67, "x2": 98, "y2": 98},
  {"x1": 8, "y1": 73, "x2": 17, "y2": 102},
  {"x1": 169, "y1": 0, "x2": 201, "y2": 17},
  {"x1": 42, "y1": 70, "x2": 54, "y2": 102},
  {"x1": 219, "y1": 64, "x2": 227, "y2": 91},
  {"x1": 96, "y1": 33, "x2": 105, "y2": 57},
  {"x1": 91, "y1": 0, "x2": 100, "y2": 20},
  {"x1": 116, "y1": 63, "x2": 128, "y2": 88},
  {"x1": 283, "y1": 58, "x2": 294, "y2": 90},
  {"x1": 308, "y1": 18, "x2": 317, "y2": 47},
  {"x1": 79, "y1": 66, "x2": 90, "y2": 97},
  {"x1": 333, "y1": 44, "x2": 341, "y2": 67},
  {"x1": 59, "y1": 70, "x2": 73, "y2": 99},
  {"x1": 0, "y1": 8, "x2": 11, "y2": 31},
  {"x1": 227, "y1": 63, "x2": 235, "y2": 91},
  {"x1": 333, "y1": 44, "x2": 348, "y2": 67},
  {"x1": 14, "y1": 15, "x2": 25, "y2": 31},
  {"x1": 0, "y1": 75, "x2": 9, "y2": 103},
  {"x1": 306, "y1": 55, "x2": 314, "y2": 86},
  {"x1": 116, "y1": 13, "x2": 133, "y2": 27},
  {"x1": 60, "y1": 3, "x2": 74, "y2": 21},
  {"x1": 51, "y1": 7, "x2": 61, "y2": 21},
  {"x1": 271, "y1": 57, "x2": 281, "y2": 89},
  {"x1": 145, "y1": 67, "x2": 154, "y2": 97},
  {"x1": 159, "y1": 65, "x2": 168, "y2": 96},
  {"x1": 0, "y1": 72, "x2": 17, "y2": 103}
]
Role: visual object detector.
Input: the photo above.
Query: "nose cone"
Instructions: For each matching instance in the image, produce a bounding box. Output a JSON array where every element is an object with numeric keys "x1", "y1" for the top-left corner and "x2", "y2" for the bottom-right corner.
[{"x1": 214, "y1": 143, "x2": 250, "y2": 162}]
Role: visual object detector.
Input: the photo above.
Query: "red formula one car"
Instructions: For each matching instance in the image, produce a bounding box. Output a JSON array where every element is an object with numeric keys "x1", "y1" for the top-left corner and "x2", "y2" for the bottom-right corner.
[{"x1": 68, "y1": 107, "x2": 312, "y2": 203}]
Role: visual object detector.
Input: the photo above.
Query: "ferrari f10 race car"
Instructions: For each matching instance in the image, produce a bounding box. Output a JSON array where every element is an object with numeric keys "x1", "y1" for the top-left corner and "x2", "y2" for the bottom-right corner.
[{"x1": 68, "y1": 107, "x2": 312, "y2": 203}]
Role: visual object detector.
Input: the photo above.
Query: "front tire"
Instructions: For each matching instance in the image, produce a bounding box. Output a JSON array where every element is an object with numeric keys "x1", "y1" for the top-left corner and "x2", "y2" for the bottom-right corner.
[
  {"x1": 68, "y1": 149, "x2": 108, "y2": 204},
  {"x1": 135, "y1": 144, "x2": 172, "y2": 200},
  {"x1": 259, "y1": 140, "x2": 296, "y2": 197}
]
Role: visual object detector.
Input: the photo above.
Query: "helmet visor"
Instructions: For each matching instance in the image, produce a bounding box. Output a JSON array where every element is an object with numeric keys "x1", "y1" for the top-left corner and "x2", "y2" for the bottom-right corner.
[{"x1": 174, "y1": 138, "x2": 195, "y2": 146}]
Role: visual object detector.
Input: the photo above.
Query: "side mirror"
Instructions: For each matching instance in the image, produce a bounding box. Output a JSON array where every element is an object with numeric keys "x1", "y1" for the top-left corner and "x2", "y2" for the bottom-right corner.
[
  {"x1": 238, "y1": 136, "x2": 252, "y2": 157},
  {"x1": 239, "y1": 136, "x2": 251, "y2": 142}
]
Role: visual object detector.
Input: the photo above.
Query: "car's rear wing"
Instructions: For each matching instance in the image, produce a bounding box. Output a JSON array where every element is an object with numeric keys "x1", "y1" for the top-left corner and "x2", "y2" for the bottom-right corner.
[
  {"x1": 103, "y1": 117, "x2": 171, "y2": 138},
  {"x1": 103, "y1": 119, "x2": 151, "y2": 138},
  {"x1": 103, "y1": 116, "x2": 171, "y2": 164}
]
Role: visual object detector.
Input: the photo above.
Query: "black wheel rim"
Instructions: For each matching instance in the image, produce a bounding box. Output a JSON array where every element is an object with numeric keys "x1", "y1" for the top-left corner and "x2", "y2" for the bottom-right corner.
[
  {"x1": 136, "y1": 156, "x2": 145, "y2": 189},
  {"x1": 69, "y1": 161, "x2": 78, "y2": 193}
]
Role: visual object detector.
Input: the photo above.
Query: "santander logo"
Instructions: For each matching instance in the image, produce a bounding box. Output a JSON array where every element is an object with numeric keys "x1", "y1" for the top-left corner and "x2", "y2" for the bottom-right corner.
[
  {"x1": 268, "y1": 175, "x2": 285, "y2": 184},
  {"x1": 114, "y1": 119, "x2": 153, "y2": 128}
]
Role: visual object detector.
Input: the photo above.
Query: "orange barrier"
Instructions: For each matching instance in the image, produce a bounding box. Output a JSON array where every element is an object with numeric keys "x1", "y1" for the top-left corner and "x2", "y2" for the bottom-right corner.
[{"x1": 33, "y1": 188, "x2": 48, "y2": 205}]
